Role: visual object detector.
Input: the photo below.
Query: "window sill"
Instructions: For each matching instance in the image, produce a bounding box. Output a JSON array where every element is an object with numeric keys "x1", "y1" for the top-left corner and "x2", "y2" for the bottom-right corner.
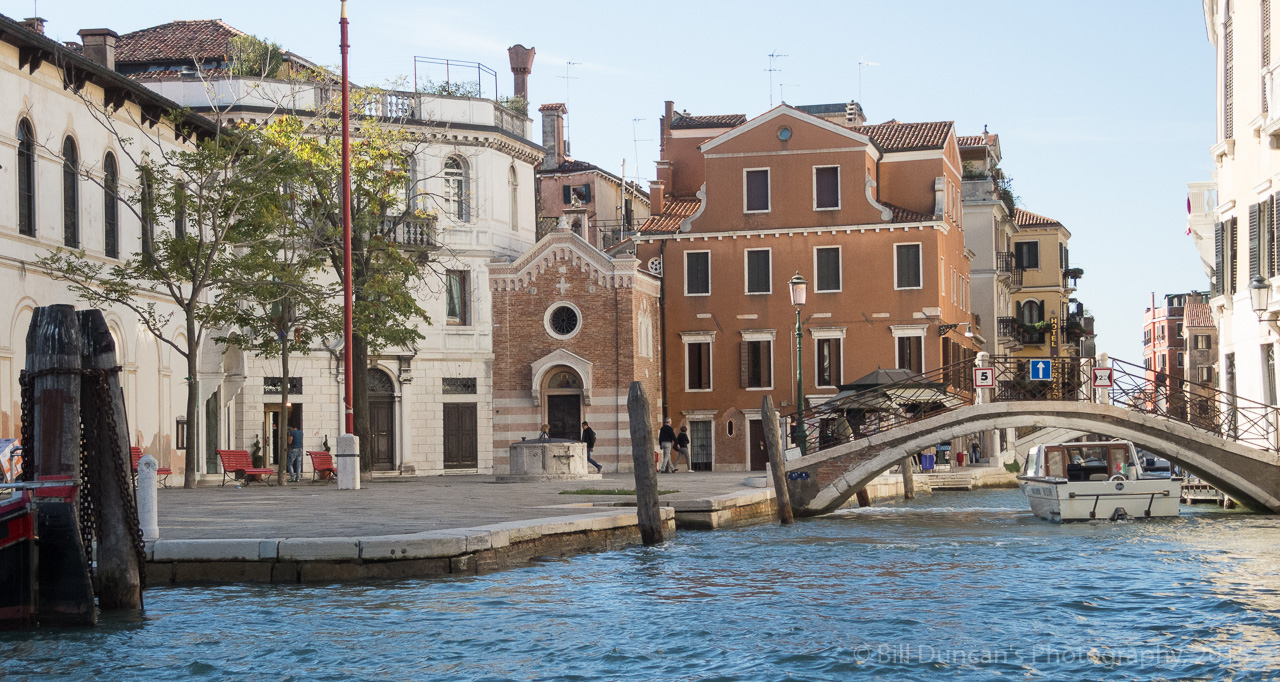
[
  {"x1": 814, "y1": 206, "x2": 841, "y2": 212},
  {"x1": 685, "y1": 388, "x2": 714, "y2": 393},
  {"x1": 745, "y1": 291, "x2": 773, "y2": 296},
  {"x1": 745, "y1": 386, "x2": 773, "y2": 391},
  {"x1": 744, "y1": 209, "x2": 771, "y2": 215},
  {"x1": 685, "y1": 292, "x2": 712, "y2": 297},
  {"x1": 813, "y1": 288, "x2": 841, "y2": 294},
  {"x1": 893, "y1": 285, "x2": 924, "y2": 291}
]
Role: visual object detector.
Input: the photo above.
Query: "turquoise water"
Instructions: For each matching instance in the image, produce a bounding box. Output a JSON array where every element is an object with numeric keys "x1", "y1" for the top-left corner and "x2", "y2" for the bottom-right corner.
[{"x1": 6, "y1": 489, "x2": 1280, "y2": 680}]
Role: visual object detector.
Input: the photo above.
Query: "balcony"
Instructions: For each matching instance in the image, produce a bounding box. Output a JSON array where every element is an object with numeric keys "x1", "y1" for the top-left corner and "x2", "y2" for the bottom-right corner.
[
  {"x1": 377, "y1": 216, "x2": 438, "y2": 250},
  {"x1": 997, "y1": 317, "x2": 1020, "y2": 340}
]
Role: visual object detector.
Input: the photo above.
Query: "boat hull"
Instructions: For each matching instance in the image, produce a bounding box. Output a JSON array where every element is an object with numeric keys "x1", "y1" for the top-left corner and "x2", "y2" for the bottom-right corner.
[{"x1": 1018, "y1": 476, "x2": 1182, "y2": 522}]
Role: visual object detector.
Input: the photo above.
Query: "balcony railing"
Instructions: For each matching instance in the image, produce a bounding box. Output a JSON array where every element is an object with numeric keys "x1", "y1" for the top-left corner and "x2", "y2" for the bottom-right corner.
[
  {"x1": 996, "y1": 252, "x2": 1013, "y2": 274},
  {"x1": 377, "y1": 217, "x2": 437, "y2": 249},
  {"x1": 998, "y1": 317, "x2": 1020, "y2": 340},
  {"x1": 1010, "y1": 266, "x2": 1024, "y2": 289}
]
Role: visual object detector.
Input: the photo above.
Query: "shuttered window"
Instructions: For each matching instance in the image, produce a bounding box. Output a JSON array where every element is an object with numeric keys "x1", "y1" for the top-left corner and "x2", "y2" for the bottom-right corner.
[
  {"x1": 687, "y1": 342, "x2": 711, "y2": 390},
  {"x1": 815, "y1": 247, "x2": 840, "y2": 292},
  {"x1": 62, "y1": 136, "x2": 79, "y2": 248},
  {"x1": 1272, "y1": 194, "x2": 1280, "y2": 277},
  {"x1": 1250, "y1": 202, "x2": 1262, "y2": 280},
  {"x1": 1226, "y1": 6, "x2": 1235, "y2": 139},
  {"x1": 17, "y1": 119, "x2": 35, "y2": 237},
  {"x1": 740, "y1": 340, "x2": 772, "y2": 388},
  {"x1": 817, "y1": 337, "x2": 841, "y2": 387},
  {"x1": 896, "y1": 336, "x2": 923, "y2": 374},
  {"x1": 814, "y1": 166, "x2": 839, "y2": 209},
  {"x1": 104, "y1": 153, "x2": 119, "y2": 259},
  {"x1": 1014, "y1": 241, "x2": 1039, "y2": 269},
  {"x1": 1265, "y1": 0, "x2": 1272, "y2": 114},
  {"x1": 895, "y1": 243, "x2": 922, "y2": 289},
  {"x1": 745, "y1": 169, "x2": 770, "y2": 212},
  {"x1": 1229, "y1": 217, "x2": 1239, "y2": 294},
  {"x1": 685, "y1": 251, "x2": 710, "y2": 295},
  {"x1": 746, "y1": 249, "x2": 771, "y2": 294},
  {"x1": 1214, "y1": 221, "x2": 1225, "y2": 296}
]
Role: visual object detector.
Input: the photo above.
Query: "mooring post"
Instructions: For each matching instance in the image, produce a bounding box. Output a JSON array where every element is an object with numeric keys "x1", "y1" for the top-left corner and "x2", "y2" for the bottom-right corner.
[
  {"x1": 137, "y1": 455, "x2": 159, "y2": 541},
  {"x1": 901, "y1": 455, "x2": 916, "y2": 500},
  {"x1": 78, "y1": 309, "x2": 142, "y2": 610},
  {"x1": 26, "y1": 304, "x2": 95, "y2": 625},
  {"x1": 761, "y1": 395, "x2": 794, "y2": 525},
  {"x1": 627, "y1": 381, "x2": 663, "y2": 545},
  {"x1": 856, "y1": 489, "x2": 872, "y2": 507},
  {"x1": 337, "y1": 433, "x2": 360, "y2": 490}
]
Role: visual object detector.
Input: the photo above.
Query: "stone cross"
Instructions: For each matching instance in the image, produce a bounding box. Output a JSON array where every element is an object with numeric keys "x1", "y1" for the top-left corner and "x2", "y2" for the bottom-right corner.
[{"x1": 556, "y1": 277, "x2": 570, "y2": 294}]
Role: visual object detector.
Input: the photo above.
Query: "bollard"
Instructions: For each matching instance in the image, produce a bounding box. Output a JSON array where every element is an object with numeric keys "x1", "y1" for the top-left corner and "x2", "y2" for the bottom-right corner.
[
  {"x1": 137, "y1": 455, "x2": 159, "y2": 541},
  {"x1": 760, "y1": 395, "x2": 794, "y2": 525},
  {"x1": 627, "y1": 382, "x2": 663, "y2": 545},
  {"x1": 337, "y1": 433, "x2": 360, "y2": 490},
  {"x1": 901, "y1": 455, "x2": 916, "y2": 500}
]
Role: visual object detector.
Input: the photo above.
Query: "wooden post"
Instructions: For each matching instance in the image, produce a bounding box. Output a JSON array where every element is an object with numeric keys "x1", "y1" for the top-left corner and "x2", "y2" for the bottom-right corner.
[
  {"x1": 856, "y1": 488, "x2": 872, "y2": 507},
  {"x1": 761, "y1": 395, "x2": 794, "y2": 524},
  {"x1": 901, "y1": 455, "x2": 916, "y2": 500},
  {"x1": 26, "y1": 304, "x2": 95, "y2": 625},
  {"x1": 79, "y1": 309, "x2": 142, "y2": 610},
  {"x1": 627, "y1": 381, "x2": 663, "y2": 545}
]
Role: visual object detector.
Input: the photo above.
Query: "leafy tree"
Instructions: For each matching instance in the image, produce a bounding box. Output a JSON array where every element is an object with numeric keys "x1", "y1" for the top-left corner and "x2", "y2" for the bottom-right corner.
[{"x1": 229, "y1": 34, "x2": 284, "y2": 79}]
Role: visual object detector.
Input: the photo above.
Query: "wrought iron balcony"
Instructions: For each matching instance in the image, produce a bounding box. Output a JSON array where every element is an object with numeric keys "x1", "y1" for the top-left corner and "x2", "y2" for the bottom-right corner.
[
  {"x1": 996, "y1": 251, "x2": 1014, "y2": 274},
  {"x1": 997, "y1": 317, "x2": 1020, "y2": 340}
]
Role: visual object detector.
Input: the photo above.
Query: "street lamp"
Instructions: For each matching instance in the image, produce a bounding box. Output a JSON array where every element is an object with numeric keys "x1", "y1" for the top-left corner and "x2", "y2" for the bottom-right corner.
[
  {"x1": 789, "y1": 272, "x2": 808, "y2": 457},
  {"x1": 938, "y1": 322, "x2": 975, "y2": 338},
  {"x1": 1250, "y1": 275, "x2": 1270, "y2": 319}
]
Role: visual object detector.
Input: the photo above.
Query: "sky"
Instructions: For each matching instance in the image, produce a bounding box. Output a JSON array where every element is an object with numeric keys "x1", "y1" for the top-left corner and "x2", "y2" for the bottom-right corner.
[{"x1": 5, "y1": 0, "x2": 1215, "y2": 361}]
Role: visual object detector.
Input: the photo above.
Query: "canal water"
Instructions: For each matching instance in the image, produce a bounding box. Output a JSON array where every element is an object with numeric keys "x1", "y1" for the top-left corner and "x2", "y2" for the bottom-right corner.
[{"x1": 6, "y1": 489, "x2": 1280, "y2": 680}]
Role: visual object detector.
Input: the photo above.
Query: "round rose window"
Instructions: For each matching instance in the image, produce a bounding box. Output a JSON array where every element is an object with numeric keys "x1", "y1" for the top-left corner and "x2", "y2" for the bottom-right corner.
[{"x1": 549, "y1": 305, "x2": 579, "y2": 336}]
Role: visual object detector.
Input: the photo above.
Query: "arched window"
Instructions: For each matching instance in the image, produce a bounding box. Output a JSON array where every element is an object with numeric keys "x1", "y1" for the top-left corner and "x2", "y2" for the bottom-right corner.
[
  {"x1": 140, "y1": 167, "x2": 155, "y2": 256},
  {"x1": 443, "y1": 156, "x2": 470, "y2": 222},
  {"x1": 103, "y1": 153, "x2": 119, "y2": 258},
  {"x1": 17, "y1": 119, "x2": 35, "y2": 236},
  {"x1": 1019, "y1": 299, "x2": 1044, "y2": 325},
  {"x1": 508, "y1": 166, "x2": 518, "y2": 230},
  {"x1": 62, "y1": 136, "x2": 79, "y2": 247}
]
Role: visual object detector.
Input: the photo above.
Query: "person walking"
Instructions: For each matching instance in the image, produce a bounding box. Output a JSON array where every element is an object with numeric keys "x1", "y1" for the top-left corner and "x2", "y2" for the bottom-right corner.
[
  {"x1": 970, "y1": 441, "x2": 982, "y2": 466},
  {"x1": 673, "y1": 425, "x2": 692, "y2": 472},
  {"x1": 658, "y1": 417, "x2": 677, "y2": 473},
  {"x1": 286, "y1": 424, "x2": 304, "y2": 482},
  {"x1": 581, "y1": 421, "x2": 602, "y2": 473}
]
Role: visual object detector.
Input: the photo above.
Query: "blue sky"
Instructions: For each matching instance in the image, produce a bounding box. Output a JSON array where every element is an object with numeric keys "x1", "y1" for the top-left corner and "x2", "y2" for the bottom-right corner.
[{"x1": 7, "y1": 1, "x2": 1214, "y2": 360}]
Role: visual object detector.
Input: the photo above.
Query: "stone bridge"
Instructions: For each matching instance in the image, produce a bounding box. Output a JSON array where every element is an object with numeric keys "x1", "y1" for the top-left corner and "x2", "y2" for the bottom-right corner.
[{"x1": 785, "y1": 401, "x2": 1280, "y2": 516}]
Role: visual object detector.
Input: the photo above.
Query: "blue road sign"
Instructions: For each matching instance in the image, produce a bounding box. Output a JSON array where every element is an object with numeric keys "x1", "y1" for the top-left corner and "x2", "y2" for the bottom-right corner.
[
  {"x1": 787, "y1": 471, "x2": 810, "y2": 481},
  {"x1": 1030, "y1": 359, "x2": 1052, "y2": 381}
]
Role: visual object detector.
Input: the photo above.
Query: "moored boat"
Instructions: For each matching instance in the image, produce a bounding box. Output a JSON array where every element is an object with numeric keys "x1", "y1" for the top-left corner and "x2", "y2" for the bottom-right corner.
[{"x1": 1017, "y1": 440, "x2": 1182, "y2": 522}]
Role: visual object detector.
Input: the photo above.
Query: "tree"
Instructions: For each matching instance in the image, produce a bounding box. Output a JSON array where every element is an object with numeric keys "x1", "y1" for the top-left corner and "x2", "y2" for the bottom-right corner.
[{"x1": 39, "y1": 99, "x2": 291, "y2": 488}]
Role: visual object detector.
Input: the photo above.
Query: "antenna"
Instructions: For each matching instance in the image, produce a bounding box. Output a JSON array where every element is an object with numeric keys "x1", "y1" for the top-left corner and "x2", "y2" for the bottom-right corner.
[
  {"x1": 857, "y1": 58, "x2": 879, "y2": 104},
  {"x1": 765, "y1": 51, "x2": 788, "y2": 107},
  {"x1": 632, "y1": 117, "x2": 652, "y2": 193},
  {"x1": 779, "y1": 83, "x2": 798, "y2": 104},
  {"x1": 559, "y1": 61, "x2": 582, "y2": 148}
]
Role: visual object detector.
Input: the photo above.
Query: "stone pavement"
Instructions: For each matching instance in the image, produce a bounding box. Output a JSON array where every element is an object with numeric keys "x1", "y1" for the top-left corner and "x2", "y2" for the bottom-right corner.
[{"x1": 157, "y1": 471, "x2": 762, "y2": 540}]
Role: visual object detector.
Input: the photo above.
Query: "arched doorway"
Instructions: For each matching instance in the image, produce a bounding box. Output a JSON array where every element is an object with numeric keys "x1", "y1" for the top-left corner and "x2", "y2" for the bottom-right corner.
[
  {"x1": 544, "y1": 367, "x2": 583, "y2": 440},
  {"x1": 368, "y1": 368, "x2": 396, "y2": 471}
]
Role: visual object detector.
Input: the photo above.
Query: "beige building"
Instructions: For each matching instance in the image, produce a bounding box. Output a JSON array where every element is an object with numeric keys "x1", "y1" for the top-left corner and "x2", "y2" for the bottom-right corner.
[{"x1": 1009, "y1": 208, "x2": 1089, "y2": 358}]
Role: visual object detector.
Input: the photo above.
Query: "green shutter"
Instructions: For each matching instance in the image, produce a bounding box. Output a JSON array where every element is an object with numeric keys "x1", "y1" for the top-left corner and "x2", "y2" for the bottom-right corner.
[
  {"x1": 1250, "y1": 202, "x2": 1261, "y2": 279},
  {"x1": 1214, "y1": 221, "x2": 1225, "y2": 296}
]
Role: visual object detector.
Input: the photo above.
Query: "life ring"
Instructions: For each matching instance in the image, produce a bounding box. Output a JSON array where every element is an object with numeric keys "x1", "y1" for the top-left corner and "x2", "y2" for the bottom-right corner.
[{"x1": 1109, "y1": 474, "x2": 1127, "y2": 481}]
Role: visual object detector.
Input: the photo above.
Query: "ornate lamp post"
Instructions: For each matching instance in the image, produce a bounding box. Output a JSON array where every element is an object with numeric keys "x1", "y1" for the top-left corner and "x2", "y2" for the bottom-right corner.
[
  {"x1": 1250, "y1": 275, "x2": 1270, "y2": 320},
  {"x1": 789, "y1": 272, "x2": 808, "y2": 457}
]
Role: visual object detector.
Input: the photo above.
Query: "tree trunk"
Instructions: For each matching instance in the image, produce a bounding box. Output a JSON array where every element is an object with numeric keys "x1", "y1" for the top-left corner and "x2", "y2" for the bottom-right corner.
[
  {"x1": 351, "y1": 331, "x2": 372, "y2": 475},
  {"x1": 277, "y1": 336, "x2": 290, "y2": 486},
  {"x1": 183, "y1": 318, "x2": 200, "y2": 489}
]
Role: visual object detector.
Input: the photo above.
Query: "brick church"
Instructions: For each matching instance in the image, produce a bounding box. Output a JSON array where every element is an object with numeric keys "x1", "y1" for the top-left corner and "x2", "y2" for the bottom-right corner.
[{"x1": 490, "y1": 203, "x2": 663, "y2": 472}]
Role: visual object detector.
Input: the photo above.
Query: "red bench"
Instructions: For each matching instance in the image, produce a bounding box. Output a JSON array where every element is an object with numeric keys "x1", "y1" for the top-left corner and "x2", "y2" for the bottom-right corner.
[
  {"x1": 307, "y1": 451, "x2": 337, "y2": 482},
  {"x1": 216, "y1": 449, "x2": 276, "y2": 487},
  {"x1": 130, "y1": 446, "x2": 172, "y2": 488}
]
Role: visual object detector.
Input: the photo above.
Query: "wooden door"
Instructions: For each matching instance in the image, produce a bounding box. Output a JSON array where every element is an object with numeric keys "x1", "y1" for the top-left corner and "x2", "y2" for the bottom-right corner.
[
  {"x1": 370, "y1": 397, "x2": 395, "y2": 471},
  {"x1": 749, "y1": 420, "x2": 768, "y2": 471},
  {"x1": 443, "y1": 403, "x2": 478, "y2": 469},
  {"x1": 546, "y1": 395, "x2": 581, "y2": 440}
]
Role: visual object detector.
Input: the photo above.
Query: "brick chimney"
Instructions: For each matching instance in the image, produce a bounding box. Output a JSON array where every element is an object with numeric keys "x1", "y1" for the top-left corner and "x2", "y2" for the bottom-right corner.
[
  {"x1": 78, "y1": 29, "x2": 120, "y2": 71},
  {"x1": 507, "y1": 44, "x2": 535, "y2": 102},
  {"x1": 649, "y1": 181, "x2": 665, "y2": 216},
  {"x1": 21, "y1": 17, "x2": 46, "y2": 35},
  {"x1": 539, "y1": 103, "x2": 567, "y2": 171},
  {"x1": 660, "y1": 100, "x2": 674, "y2": 152}
]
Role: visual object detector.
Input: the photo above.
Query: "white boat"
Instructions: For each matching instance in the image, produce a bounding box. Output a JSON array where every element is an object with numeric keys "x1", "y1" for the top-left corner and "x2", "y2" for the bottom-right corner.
[{"x1": 1017, "y1": 440, "x2": 1182, "y2": 522}]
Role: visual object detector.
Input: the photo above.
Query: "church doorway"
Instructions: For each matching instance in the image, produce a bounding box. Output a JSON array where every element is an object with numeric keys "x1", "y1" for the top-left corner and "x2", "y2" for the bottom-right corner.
[
  {"x1": 368, "y1": 368, "x2": 396, "y2": 471},
  {"x1": 543, "y1": 367, "x2": 583, "y2": 440}
]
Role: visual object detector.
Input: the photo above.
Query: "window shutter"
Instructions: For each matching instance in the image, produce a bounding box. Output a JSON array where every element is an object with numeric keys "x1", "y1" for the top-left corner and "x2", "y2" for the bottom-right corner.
[
  {"x1": 1272, "y1": 194, "x2": 1280, "y2": 277},
  {"x1": 581, "y1": 184, "x2": 592, "y2": 203},
  {"x1": 1215, "y1": 221, "x2": 1225, "y2": 296},
  {"x1": 740, "y1": 342, "x2": 750, "y2": 388},
  {"x1": 562, "y1": 185, "x2": 572, "y2": 204},
  {"x1": 1250, "y1": 202, "x2": 1262, "y2": 279},
  {"x1": 700, "y1": 345, "x2": 711, "y2": 388}
]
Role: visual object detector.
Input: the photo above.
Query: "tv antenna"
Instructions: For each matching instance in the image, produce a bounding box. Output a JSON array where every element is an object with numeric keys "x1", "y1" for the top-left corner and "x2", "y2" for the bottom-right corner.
[
  {"x1": 766, "y1": 51, "x2": 788, "y2": 107},
  {"x1": 857, "y1": 58, "x2": 879, "y2": 104},
  {"x1": 559, "y1": 61, "x2": 582, "y2": 148}
]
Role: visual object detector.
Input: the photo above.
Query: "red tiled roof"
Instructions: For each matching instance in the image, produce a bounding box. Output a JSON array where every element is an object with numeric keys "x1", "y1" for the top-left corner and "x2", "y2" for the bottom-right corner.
[
  {"x1": 128, "y1": 67, "x2": 229, "y2": 80},
  {"x1": 639, "y1": 198, "x2": 701, "y2": 234},
  {"x1": 116, "y1": 19, "x2": 245, "y2": 64},
  {"x1": 670, "y1": 113, "x2": 746, "y2": 130},
  {"x1": 1185, "y1": 302, "x2": 1214, "y2": 327},
  {"x1": 883, "y1": 203, "x2": 936, "y2": 223},
  {"x1": 1013, "y1": 208, "x2": 1063, "y2": 228},
  {"x1": 850, "y1": 120, "x2": 953, "y2": 152},
  {"x1": 547, "y1": 159, "x2": 598, "y2": 173},
  {"x1": 539, "y1": 102, "x2": 567, "y2": 113}
]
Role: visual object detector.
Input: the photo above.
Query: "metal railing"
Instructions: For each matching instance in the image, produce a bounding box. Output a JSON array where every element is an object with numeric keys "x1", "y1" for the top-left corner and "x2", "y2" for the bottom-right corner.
[
  {"x1": 997, "y1": 317, "x2": 1020, "y2": 340},
  {"x1": 996, "y1": 252, "x2": 1014, "y2": 274},
  {"x1": 792, "y1": 355, "x2": 1280, "y2": 458}
]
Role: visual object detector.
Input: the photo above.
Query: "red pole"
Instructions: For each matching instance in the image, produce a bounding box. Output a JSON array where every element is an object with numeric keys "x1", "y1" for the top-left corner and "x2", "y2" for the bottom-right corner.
[{"x1": 340, "y1": 0, "x2": 354, "y2": 435}]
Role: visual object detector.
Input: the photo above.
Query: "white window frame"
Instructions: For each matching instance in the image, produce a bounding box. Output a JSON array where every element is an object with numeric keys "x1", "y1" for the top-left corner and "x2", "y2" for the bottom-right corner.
[
  {"x1": 685, "y1": 249, "x2": 711, "y2": 296},
  {"x1": 681, "y1": 331, "x2": 716, "y2": 393},
  {"x1": 890, "y1": 324, "x2": 929, "y2": 372},
  {"x1": 893, "y1": 242, "x2": 924, "y2": 291},
  {"x1": 743, "y1": 167, "x2": 771, "y2": 214},
  {"x1": 741, "y1": 329, "x2": 776, "y2": 391},
  {"x1": 812, "y1": 164, "x2": 840, "y2": 211},
  {"x1": 813, "y1": 245, "x2": 842, "y2": 293},
  {"x1": 744, "y1": 247, "x2": 773, "y2": 295},
  {"x1": 810, "y1": 327, "x2": 847, "y2": 388}
]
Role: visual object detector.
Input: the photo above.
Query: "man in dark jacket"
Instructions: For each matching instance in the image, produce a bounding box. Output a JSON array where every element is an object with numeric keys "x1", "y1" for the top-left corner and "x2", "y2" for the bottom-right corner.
[
  {"x1": 581, "y1": 421, "x2": 602, "y2": 473},
  {"x1": 658, "y1": 418, "x2": 677, "y2": 473}
]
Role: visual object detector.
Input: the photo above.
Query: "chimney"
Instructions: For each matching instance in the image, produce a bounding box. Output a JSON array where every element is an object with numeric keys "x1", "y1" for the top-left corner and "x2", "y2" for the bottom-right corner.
[
  {"x1": 660, "y1": 100, "x2": 674, "y2": 152},
  {"x1": 845, "y1": 101, "x2": 866, "y2": 126},
  {"x1": 21, "y1": 17, "x2": 47, "y2": 35},
  {"x1": 507, "y1": 45, "x2": 535, "y2": 102},
  {"x1": 78, "y1": 29, "x2": 120, "y2": 71},
  {"x1": 539, "y1": 103, "x2": 567, "y2": 171},
  {"x1": 649, "y1": 180, "x2": 665, "y2": 216}
]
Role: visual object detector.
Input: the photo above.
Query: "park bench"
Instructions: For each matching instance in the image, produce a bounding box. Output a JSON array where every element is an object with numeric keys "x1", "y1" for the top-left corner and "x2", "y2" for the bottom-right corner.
[
  {"x1": 216, "y1": 449, "x2": 275, "y2": 487},
  {"x1": 130, "y1": 446, "x2": 172, "y2": 488},
  {"x1": 307, "y1": 450, "x2": 337, "y2": 482}
]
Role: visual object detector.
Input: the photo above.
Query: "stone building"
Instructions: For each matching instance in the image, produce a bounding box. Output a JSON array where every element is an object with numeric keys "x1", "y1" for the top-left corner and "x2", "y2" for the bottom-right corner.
[
  {"x1": 959, "y1": 131, "x2": 1022, "y2": 355},
  {"x1": 490, "y1": 205, "x2": 661, "y2": 472},
  {"x1": 632, "y1": 102, "x2": 980, "y2": 471}
]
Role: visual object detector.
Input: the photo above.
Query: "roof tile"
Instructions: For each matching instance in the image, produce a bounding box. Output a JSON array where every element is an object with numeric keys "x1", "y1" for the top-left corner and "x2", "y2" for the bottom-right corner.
[
  {"x1": 638, "y1": 198, "x2": 701, "y2": 234},
  {"x1": 850, "y1": 120, "x2": 954, "y2": 152},
  {"x1": 670, "y1": 113, "x2": 746, "y2": 130},
  {"x1": 115, "y1": 19, "x2": 244, "y2": 65},
  {"x1": 1012, "y1": 208, "x2": 1064, "y2": 228},
  {"x1": 1185, "y1": 302, "x2": 1214, "y2": 327}
]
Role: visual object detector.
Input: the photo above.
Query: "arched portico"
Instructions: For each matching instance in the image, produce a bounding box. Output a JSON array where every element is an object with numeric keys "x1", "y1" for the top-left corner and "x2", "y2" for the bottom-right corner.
[{"x1": 787, "y1": 401, "x2": 1280, "y2": 516}]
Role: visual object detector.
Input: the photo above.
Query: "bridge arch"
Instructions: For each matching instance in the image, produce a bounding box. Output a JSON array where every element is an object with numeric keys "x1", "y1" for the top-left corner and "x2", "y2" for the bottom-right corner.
[{"x1": 787, "y1": 401, "x2": 1280, "y2": 516}]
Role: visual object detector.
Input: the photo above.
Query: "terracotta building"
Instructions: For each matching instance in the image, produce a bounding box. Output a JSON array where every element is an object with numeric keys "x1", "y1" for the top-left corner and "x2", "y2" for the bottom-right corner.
[
  {"x1": 490, "y1": 204, "x2": 662, "y2": 472},
  {"x1": 1143, "y1": 292, "x2": 1202, "y2": 378},
  {"x1": 632, "y1": 102, "x2": 980, "y2": 471}
]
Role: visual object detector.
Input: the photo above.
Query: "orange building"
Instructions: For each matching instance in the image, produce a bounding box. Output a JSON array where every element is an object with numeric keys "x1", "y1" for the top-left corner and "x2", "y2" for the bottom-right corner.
[{"x1": 633, "y1": 103, "x2": 979, "y2": 471}]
